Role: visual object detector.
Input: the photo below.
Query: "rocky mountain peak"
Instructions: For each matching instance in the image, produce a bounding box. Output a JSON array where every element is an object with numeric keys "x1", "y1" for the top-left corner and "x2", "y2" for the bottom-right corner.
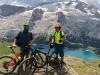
[
  {"x1": 0, "y1": 0, "x2": 100, "y2": 48},
  {"x1": 0, "y1": 4, "x2": 26, "y2": 16}
]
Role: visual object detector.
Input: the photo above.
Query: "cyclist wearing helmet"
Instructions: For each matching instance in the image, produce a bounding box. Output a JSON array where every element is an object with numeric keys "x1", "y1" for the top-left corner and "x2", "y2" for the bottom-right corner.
[
  {"x1": 12, "y1": 21, "x2": 33, "y2": 61},
  {"x1": 50, "y1": 22, "x2": 65, "y2": 66}
]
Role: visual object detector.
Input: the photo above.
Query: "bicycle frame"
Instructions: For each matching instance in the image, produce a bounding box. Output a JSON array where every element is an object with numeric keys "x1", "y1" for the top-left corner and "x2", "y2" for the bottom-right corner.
[
  {"x1": 34, "y1": 47, "x2": 58, "y2": 65},
  {"x1": 8, "y1": 46, "x2": 20, "y2": 62}
]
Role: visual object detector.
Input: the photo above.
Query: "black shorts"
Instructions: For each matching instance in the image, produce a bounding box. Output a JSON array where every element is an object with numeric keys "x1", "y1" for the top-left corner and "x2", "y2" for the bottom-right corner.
[
  {"x1": 55, "y1": 44, "x2": 64, "y2": 57},
  {"x1": 20, "y1": 48, "x2": 30, "y2": 61}
]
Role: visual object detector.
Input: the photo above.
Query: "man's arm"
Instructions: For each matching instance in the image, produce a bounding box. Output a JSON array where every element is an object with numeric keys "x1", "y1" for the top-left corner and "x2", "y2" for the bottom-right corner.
[
  {"x1": 30, "y1": 33, "x2": 33, "y2": 40},
  {"x1": 29, "y1": 33, "x2": 34, "y2": 45},
  {"x1": 12, "y1": 32, "x2": 21, "y2": 47},
  {"x1": 12, "y1": 39, "x2": 17, "y2": 47},
  {"x1": 49, "y1": 33, "x2": 55, "y2": 44},
  {"x1": 61, "y1": 32, "x2": 65, "y2": 43},
  {"x1": 62, "y1": 36, "x2": 65, "y2": 43}
]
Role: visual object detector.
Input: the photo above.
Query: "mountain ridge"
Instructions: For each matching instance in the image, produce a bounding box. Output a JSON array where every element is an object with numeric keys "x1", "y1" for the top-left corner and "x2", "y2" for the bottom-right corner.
[{"x1": 0, "y1": 0, "x2": 100, "y2": 48}]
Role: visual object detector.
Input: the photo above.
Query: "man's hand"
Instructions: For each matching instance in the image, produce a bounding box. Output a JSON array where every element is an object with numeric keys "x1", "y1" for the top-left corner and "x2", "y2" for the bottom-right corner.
[
  {"x1": 50, "y1": 43, "x2": 54, "y2": 48},
  {"x1": 12, "y1": 39, "x2": 17, "y2": 48},
  {"x1": 12, "y1": 43, "x2": 17, "y2": 48}
]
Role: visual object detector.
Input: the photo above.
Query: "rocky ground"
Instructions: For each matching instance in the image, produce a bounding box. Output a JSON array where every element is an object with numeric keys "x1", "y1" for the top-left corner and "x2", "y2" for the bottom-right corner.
[
  {"x1": 0, "y1": 56, "x2": 99, "y2": 75},
  {"x1": 27, "y1": 57, "x2": 100, "y2": 75}
]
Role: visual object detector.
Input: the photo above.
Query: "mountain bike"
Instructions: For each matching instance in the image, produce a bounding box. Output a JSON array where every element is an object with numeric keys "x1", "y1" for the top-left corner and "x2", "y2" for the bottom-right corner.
[
  {"x1": 17, "y1": 46, "x2": 62, "y2": 75},
  {"x1": 17, "y1": 46, "x2": 46, "y2": 75},
  {"x1": 34, "y1": 47, "x2": 62, "y2": 69}
]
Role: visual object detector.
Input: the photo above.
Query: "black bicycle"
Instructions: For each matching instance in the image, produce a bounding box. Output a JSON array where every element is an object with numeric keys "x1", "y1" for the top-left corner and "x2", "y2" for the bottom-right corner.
[
  {"x1": 17, "y1": 46, "x2": 62, "y2": 75},
  {"x1": 17, "y1": 46, "x2": 46, "y2": 75}
]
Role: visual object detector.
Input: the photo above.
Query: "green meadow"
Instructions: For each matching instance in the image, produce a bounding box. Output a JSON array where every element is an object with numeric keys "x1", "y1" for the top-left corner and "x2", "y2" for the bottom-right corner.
[{"x1": 0, "y1": 41, "x2": 19, "y2": 56}]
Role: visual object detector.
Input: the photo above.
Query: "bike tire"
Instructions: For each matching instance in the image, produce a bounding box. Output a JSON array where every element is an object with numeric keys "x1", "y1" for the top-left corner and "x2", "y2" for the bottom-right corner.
[
  {"x1": 0, "y1": 56, "x2": 17, "y2": 74},
  {"x1": 33, "y1": 50, "x2": 47, "y2": 68},
  {"x1": 17, "y1": 57, "x2": 36, "y2": 75}
]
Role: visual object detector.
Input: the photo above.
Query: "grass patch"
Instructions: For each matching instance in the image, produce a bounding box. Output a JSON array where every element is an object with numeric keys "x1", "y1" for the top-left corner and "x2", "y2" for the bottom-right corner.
[
  {"x1": 0, "y1": 41, "x2": 19, "y2": 56},
  {"x1": 89, "y1": 60, "x2": 100, "y2": 72},
  {"x1": 73, "y1": 61, "x2": 100, "y2": 75}
]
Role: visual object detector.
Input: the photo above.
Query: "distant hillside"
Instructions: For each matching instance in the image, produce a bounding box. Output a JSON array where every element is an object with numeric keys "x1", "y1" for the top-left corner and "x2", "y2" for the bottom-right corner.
[{"x1": 0, "y1": 5, "x2": 26, "y2": 16}]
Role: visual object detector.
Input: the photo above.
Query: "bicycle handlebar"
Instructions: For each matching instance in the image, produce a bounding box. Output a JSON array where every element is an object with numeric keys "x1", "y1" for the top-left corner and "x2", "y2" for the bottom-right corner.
[
  {"x1": 8, "y1": 46, "x2": 13, "y2": 48},
  {"x1": 8, "y1": 46, "x2": 20, "y2": 61},
  {"x1": 7, "y1": 46, "x2": 16, "y2": 54}
]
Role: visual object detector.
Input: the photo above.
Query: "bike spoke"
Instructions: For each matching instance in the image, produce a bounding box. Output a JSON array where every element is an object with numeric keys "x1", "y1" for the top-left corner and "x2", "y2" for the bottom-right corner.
[
  {"x1": 0, "y1": 56, "x2": 16, "y2": 74},
  {"x1": 18, "y1": 58, "x2": 36, "y2": 75}
]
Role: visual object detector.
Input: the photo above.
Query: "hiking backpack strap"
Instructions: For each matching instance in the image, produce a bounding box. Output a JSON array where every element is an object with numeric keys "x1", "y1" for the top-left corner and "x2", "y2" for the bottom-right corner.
[{"x1": 60, "y1": 31, "x2": 63, "y2": 39}]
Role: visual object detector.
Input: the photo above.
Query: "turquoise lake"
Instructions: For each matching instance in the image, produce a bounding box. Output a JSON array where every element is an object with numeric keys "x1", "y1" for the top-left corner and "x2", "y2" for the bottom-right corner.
[
  {"x1": 64, "y1": 48, "x2": 100, "y2": 61},
  {"x1": 32, "y1": 44, "x2": 100, "y2": 61}
]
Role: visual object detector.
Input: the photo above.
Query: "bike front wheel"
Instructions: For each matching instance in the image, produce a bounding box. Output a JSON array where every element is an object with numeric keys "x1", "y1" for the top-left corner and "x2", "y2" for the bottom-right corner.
[
  {"x1": 17, "y1": 57, "x2": 36, "y2": 75},
  {"x1": 33, "y1": 50, "x2": 47, "y2": 68},
  {"x1": 0, "y1": 56, "x2": 17, "y2": 74}
]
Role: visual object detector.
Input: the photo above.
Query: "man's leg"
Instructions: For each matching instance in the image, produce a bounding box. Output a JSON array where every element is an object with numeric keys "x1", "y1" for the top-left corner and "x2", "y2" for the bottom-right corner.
[
  {"x1": 24, "y1": 48, "x2": 30, "y2": 66},
  {"x1": 61, "y1": 57, "x2": 64, "y2": 63},
  {"x1": 25, "y1": 48, "x2": 30, "y2": 58},
  {"x1": 20, "y1": 48, "x2": 26, "y2": 62},
  {"x1": 59, "y1": 44, "x2": 65, "y2": 64},
  {"x1": 54, "y1": 44, "x2": 59, "y2": 58}
]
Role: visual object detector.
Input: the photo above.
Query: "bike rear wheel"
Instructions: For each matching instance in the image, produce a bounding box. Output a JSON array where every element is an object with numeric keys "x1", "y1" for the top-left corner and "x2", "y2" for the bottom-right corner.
[
  {"x1": 33, "y1": 50, "x2": 47, "y2": 68},
  {"x1": 0, "y1": 56, "x2": 17, "y2": 74},
  {"x1": 17, "y1": 57, "x2": 36, "y2": 75}
]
